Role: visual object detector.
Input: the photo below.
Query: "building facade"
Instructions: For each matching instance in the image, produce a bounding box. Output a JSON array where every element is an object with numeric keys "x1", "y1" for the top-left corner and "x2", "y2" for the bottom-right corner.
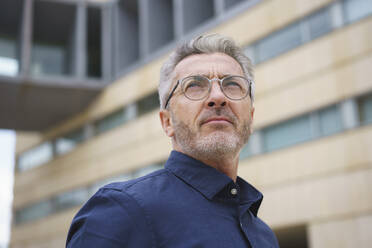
[{"x1": 5, "y1": 0, "x2": 372, "y2": 247}]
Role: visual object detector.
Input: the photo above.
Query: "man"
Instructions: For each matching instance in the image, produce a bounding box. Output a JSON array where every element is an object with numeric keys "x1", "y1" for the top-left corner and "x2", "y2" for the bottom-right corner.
[{"x1": 66, "y1": 34, "x2": 279, "y2": 247}]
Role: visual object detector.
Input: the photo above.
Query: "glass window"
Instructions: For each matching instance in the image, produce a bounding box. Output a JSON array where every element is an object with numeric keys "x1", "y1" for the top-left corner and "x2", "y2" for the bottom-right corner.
[
  {"x1": 359, "y1": 93, "x2": 372, "y2": 124},
  {"x1": 95, "y1": 108, "x2": 126, "y2": 134},
  {"x1": 0, "y1": 38, "x2": 19, "y2": 76},
  {"x1": 18, "y1": 142, "x2": 53, "y2": 172},
  {"x1": 183, "y1": 0, "x2": 214, "y2": 33},
  {"x1": 15, "y1": 200, "x2": 52, "y2": 224},
  {"x1": 55, "y1": 188, "x2": 90, "y2": 211},
  {"x1": 263, "y1": 115, "x2": 312, "y2": 152},
  {"x1": 0, "y1": 0, "x2": 22, "y2": 76},
  {"x1": 240, "y1": 140, "x2": 253, "y2": 160},
  {"x1": 31, "y1": 1, "x2": 77, "y2": 77},
  {"x1": 308, "y1": 7, "x2": 333, "y2": 40},
  {"x1": 224, "y1": 0, "x2": 247, "y2": 10},
  {"x1": 87, "y1": 7, "x2": 102, "y2": 78},
  {"x1": 56, "y1": 128, "x2": 85, "y2": 155},
  {"x1": 274, "y1": 225, "x2": 309, "y2": 248},
  {"x1": 137, "y1": 92, "x2": 159, "y2": 116},
  {"x1": 343, "y1": 0, "x2": 372, "y2": 23},
  {"x1": 256, "y1": 23, "x2": 302, "y2": 63},
  {"x1": 319, "y1": 105, "x2": 343, "y2": 136}
]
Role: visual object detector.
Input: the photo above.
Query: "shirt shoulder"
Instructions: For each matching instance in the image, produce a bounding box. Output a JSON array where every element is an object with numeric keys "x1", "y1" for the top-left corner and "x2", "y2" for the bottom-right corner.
[{"x1": 66, "y1": 169, "x2": 170, "y2": 248}]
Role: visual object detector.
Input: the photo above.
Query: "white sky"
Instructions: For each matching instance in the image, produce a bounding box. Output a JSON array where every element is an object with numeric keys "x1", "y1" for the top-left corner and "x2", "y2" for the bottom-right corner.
[{"x1": 0, "y1": 129, "x2": 15, "y2": 247}]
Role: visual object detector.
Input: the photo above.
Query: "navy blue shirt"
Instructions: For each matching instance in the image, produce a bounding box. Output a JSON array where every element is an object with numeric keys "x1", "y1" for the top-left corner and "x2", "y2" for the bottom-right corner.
[{"x1": 66, "y1": 151, "x2": 279, "y2": 247}]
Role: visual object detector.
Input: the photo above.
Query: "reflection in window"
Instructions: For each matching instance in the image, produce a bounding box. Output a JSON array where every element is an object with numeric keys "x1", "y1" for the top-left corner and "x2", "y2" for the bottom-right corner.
[
  {"x1": 256, "y1": 23, "x2": 302, "y2": 63},
  {"x1": 55, "y1": 188, "x2": 90, "y2": 210},
  {"x1": 319, "y1": 105, "x2": 343, "y2": 136},
  {"x1": 0, "y1": 38, "x2": 19, "y2": 76},
  {"x1": 18, "y1": 142, "x2": 53, "y2": 171},
  {"x1": 0, "y1": 0, "x2": 22, "y2": 76},
  {"x1": 137, "y1": 92, "x2": 159, "y2": 116},
  {"x1": 359, "y1": 93, "x2": 372, "y2": 125},
  {"x1": 183, "y1": 0, "x2": 214, "y2": 33},
  {"x1": 240, "y1": 139, "x2": 253, "y2": 160},
  {"x1": 343, "y1": 0, "x2": 372, "y2": 23},
  {"x1": 15, "y1": 200, "x2": 52, "y2": 224},
  {"x1": 31, "y1": 1, "x2": 76, "y2": 76},
  {"x1": 56, "y1": 128, "x2": 85, "y2": 155},
  {"x1": 263, "y1": 115, "x2": 312, "y2": 152}
]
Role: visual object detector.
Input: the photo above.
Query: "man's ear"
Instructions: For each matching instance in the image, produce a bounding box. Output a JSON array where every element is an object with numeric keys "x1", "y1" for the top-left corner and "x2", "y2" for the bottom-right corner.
[
  {"x1": 159, "y1": 109, "x2": 175, "y2": 137},
  {"x1": 249, "y1": 106, "x2": 255, "y2": 134}
]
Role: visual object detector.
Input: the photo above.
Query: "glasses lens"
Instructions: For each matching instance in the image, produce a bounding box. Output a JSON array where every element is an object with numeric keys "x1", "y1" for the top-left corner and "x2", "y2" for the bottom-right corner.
[
  {"x1": 222, "y1": 76, "x2": 249, "y2": 99},
  {"x1": 182, "y1": 76, "x2": 209, "y2": 100}
]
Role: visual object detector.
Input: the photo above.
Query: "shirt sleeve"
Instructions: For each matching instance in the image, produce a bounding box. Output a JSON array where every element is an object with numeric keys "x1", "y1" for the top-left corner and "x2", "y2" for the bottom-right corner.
[{"x1": 66, "y1": 187, "x2": 154, "y2": 248}]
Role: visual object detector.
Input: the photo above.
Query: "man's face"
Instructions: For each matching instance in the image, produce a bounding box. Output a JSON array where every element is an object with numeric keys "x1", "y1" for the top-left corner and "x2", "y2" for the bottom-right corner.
[{"x1": 160, "y1": 53, "x2": 254, "y2": 160}]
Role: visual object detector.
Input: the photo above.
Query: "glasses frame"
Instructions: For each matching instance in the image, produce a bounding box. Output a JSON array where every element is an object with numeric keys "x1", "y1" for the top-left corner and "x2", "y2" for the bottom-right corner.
[{"x1": 164, "y1": 75, "x2": 252, "y2": 109}]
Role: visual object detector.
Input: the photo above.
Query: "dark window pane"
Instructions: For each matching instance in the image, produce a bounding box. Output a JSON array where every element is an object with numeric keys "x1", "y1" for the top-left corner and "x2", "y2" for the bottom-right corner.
[
  {"x1": 15, "y1": 200, "x2": 52, "y2": 224},
  {"x1": 224, "y1": 0, "x2": 247, "y2": 10},
  {"x1": 31, "y1": 1, "x2": 77, "y2": 76},
  {"x1": 263, "y1": 115, "x2": 312, "y2": 152},
  {"x1": 183, "y1": 0, "x2": 214, "y2": 33},
  {"x1": 87, "y1": 7, "x2": 102, "y2": 78},
  {"x1": 359, "y1": 93, "x2": 372, "y2": 125},
  {"x1": 56, "y1": 128, "x2": 85, "y2": 155},
  {"x1": 256, "y1": 23, "x2": 302, "y2": 63},
  {"x1": 18, "y1": 142, "x2": 53, "y2": 171},
  {"x1": 308, "y1": 8, "x2": 333, "y2": 40},
  {"x1": 137, "y1": 92, "x2": 159, "y2": 116},
  {"x1": 55, "y1": 188, "x2": 89, "y2": 210},
  {"x1": 95, "y1": 108, "x2": 126, "y2": 134},
  {"x1": 343, "y1": 0, "x2": 372, "y2": 23},
  {"x1": 319, "y1": 105, "x2": 343, "y2": 136}
]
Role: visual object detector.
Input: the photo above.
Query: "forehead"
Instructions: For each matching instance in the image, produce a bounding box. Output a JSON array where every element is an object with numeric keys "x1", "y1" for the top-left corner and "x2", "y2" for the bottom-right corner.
[{"x1": 174, "y1": 53, "x2": 244, "y2": 79}]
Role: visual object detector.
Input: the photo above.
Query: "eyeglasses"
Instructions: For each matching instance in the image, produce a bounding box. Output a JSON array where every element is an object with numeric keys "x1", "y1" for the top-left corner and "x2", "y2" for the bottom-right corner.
[{"x1": 164, "y1": 75, "x2": 252, "y2": 109}]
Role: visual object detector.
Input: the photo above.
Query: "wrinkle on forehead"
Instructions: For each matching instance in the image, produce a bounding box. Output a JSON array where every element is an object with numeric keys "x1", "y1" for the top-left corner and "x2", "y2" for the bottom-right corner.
[{"x1": 174, "y1": 53, "x2": 244, "y2": 80}]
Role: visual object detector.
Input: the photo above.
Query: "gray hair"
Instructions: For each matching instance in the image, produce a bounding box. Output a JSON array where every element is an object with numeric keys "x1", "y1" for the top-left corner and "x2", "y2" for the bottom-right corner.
[{"x1": 158, "y1": 33, "x2": 255, "y2": 109}]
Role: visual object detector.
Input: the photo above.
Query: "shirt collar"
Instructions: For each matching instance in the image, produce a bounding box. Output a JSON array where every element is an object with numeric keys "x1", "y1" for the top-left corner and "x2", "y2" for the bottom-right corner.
[{"x1": 165, "y1": 150, "x2": 263, "y2": 216}]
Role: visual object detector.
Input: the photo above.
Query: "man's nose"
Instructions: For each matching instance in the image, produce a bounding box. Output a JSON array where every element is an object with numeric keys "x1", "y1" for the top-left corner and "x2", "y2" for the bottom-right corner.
[{"x1": 206, "y1": 81, "x2": 227, "y2": 108}]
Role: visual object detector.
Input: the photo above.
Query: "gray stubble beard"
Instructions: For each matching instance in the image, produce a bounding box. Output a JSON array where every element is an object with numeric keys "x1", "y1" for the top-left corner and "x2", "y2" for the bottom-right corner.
[{"x1": 171, "y1": 112, "x2": 251, "y2": 163}]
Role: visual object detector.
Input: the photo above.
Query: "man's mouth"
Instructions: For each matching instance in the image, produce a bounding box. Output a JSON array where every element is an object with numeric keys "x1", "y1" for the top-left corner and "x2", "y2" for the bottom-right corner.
[{"x1": 202, "y1": 117, "x2": 233, "y2": 125}]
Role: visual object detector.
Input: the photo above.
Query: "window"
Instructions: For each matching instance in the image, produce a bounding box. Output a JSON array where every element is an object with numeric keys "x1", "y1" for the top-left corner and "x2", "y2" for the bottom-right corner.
[
  {"x1": 358, "y1": 93, "x2": 372, "y2": 125},
  {"x1": 343, "y1": 0, "x2": 372, "y2": 23},
  {"x1": 87, "y1": 7, "x2": 102, "y2": 78},
  {"x1": 0, "y1": 0, "x2": 22, "y2": 76},
  {"x1": 147, "y1": 0, "x2": 174, "y2": 51},
  {"x1": 18, "y1": 142, "x2": 53, "y2": 171},
  {"x1": 183, "y1": 0, "x2": 214, "y2": 33},
  {"x1": 318, "y1": 105, "x2": 343, "y2": 136},
  {"x1": 263, "y1": 115, "x2": 312, "y2": 152},
  {"x1": 274, "y1": 225, "x2": 308, "y2": 248},
  {"x1": 256, "y1": 23, "x2": 302, "y2": 63},
  {"x1": 115, "y1": 0, "x2": 140, "y2": 73},
  {"x1": 31, "y1": 1, "x2": 77, "y2": 76},
  {"x1": 308, "y1": 8, "x2": 333, "y2": 40},
  {"x1": 137, "y1": 92, "x2": 159, "y2": 116},
  {"x1": 56, "y1": 128, "x2": 85, "y2": 155},
  {"x1": 55, "y1": 188, "x2": 90, "y2": 211},
  {"x1": 224, "y1": 0, "x2": 247, "y2": 10},
  {"x1": 95, "y1": 108, "x2": 126, "y2": 134},
  {"x1": 15, "y1": 200, "x2": 52, "y2": 224}
]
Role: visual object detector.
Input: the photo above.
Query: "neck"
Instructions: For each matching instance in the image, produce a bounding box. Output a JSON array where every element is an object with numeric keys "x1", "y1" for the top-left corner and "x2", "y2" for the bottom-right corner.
[{"x1": 174, "y1": 145, "x2": 240, "y2": 182}]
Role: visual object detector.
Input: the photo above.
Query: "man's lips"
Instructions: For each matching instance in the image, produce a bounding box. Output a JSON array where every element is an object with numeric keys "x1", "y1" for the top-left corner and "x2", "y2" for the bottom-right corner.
[{"x1": 202, "y1": 117, "x2": 233, "y2": 125}]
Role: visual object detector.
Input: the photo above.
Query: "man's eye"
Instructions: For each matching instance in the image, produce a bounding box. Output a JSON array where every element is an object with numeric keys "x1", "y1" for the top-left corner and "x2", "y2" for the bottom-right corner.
[
  {"x1": 225, "y1": 81, "x2": 242, "y2": 88},
  {"x1": 186, "y1": 81, "x2": 203, "y2": 89}
]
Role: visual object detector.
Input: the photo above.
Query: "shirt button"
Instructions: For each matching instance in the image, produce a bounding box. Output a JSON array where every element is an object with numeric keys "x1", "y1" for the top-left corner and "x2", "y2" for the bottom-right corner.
[{"x1": 230, "y1": 188, "x2": 238, "y2": 195}]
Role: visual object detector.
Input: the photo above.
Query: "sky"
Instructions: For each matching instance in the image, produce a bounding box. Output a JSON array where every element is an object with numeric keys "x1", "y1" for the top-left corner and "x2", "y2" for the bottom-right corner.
[{"x1": 0, "y1": 129, "x2": 15, "y2": 247}]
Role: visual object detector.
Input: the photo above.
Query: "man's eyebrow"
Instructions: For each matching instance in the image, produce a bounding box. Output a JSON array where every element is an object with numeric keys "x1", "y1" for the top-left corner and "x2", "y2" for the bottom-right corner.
[{"x1": 183, "y1": 73, "x2": 233, "y2": 78}]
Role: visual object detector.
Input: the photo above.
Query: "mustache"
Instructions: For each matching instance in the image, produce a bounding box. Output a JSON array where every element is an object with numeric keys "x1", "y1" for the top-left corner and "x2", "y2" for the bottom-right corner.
[{"x1": 198, "y1": 108, "x2": 238, "y2": 127}]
